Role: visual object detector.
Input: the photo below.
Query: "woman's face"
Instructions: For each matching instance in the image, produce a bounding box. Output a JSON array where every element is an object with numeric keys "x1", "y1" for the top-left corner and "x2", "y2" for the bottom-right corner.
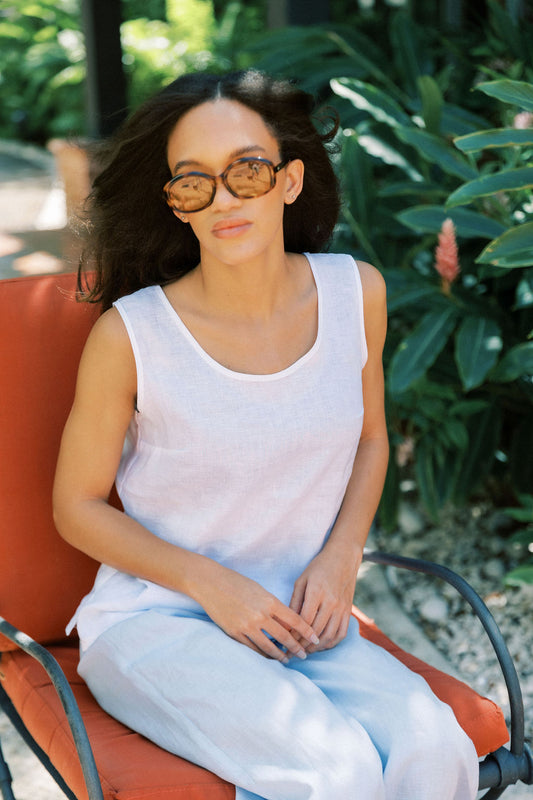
[{"x1": 166, "y1": 99, "x2": 303, "y2": 267}]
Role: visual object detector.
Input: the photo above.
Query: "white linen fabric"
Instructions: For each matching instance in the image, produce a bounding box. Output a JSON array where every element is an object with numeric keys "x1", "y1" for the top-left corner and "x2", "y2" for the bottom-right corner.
[
  {"x1": 70, "y1": 252, "x2": 478, "y2": 799},
  {"x1": 69, "y1": 252, "x2": 367, "y2": 649}
]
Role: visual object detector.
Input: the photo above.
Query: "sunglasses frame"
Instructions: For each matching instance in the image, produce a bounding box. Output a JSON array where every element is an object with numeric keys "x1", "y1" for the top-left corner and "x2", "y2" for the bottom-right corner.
[{"x1": 163, "y1": 156, "x2": 290, "y2": 213}]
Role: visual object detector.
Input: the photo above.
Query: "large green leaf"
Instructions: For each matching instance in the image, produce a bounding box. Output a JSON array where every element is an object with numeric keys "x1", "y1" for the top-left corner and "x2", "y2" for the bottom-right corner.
[
  {"x1": 388, "y1": 307, "x2": 457, "y2": 395},
  {"x1": 454, "y1": 128, "x2": 533, "y2": 153},
  {"x1": 446, "y1": 167, "x2": 533, "y2": 208},
  {"x1": 331, "y1": 77, "x2": 412, "y2": 128},
  {"x1": 397, "y1": 205, "x2": 506, "y2": 239},
  {"x1": 491, "y1": 342, "x2": 533, "y2": 382},
  {"x1": 476, "y1": 79, "x2": 533, "y2": 112},
  {"x1": 454, "y1": 316, "x2": 503, "y2": 391},
  {"x1": 477, "y1": 222, "x2": 533, "y2": 268},
  {"x1": 417, "y1": 75, "x2": 442, "y2": 135},
  {"x1": 395, "y1": 126, "x2": 478, "y2": 181}
]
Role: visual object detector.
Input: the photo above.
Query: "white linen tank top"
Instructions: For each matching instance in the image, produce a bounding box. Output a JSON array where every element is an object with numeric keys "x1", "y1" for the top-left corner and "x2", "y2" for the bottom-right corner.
[{"x1": 68, "y1": 253, "x2": 368, "y2": 651}]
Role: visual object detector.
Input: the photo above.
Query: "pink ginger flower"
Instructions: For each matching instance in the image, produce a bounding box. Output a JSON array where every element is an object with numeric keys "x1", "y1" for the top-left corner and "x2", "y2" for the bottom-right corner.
[{"x1": 434, "y1": 218, "x2": 460, "y2": 294}]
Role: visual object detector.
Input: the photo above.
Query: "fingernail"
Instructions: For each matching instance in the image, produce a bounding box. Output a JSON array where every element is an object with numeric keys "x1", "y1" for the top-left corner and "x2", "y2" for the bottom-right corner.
[
  {"x1": 311, "y1": 634, "x2": 320, "y2": 645},
  {"x1": 296, "y1": 649, "x2": 307, "y2": 660},
  {"x1": 282, "y1": 656, "x2": 290, "y2": 665}
]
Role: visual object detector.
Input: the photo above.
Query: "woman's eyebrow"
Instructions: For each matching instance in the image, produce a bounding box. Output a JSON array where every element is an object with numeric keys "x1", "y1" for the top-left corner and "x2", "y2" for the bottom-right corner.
[{"x1": 172, "y1": 144, "x2": 267, "y2": 174}]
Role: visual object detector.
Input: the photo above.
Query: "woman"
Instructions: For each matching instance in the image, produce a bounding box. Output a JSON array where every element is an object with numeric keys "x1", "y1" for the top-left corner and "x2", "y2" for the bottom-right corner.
[{"x1": 53, "y1": 69, "x2": 478, "y2": 800}]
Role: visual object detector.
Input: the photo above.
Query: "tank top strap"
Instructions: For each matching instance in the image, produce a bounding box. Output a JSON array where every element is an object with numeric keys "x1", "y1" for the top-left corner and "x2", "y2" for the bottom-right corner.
[{"x1": 304, "y1": 252, "x2": 367, "y2": 368}]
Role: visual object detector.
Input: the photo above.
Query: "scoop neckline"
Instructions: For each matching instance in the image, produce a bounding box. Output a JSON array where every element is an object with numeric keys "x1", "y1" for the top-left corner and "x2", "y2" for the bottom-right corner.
[{"x1": 156, "y1": 252, "x2": 322, "y2": 382}]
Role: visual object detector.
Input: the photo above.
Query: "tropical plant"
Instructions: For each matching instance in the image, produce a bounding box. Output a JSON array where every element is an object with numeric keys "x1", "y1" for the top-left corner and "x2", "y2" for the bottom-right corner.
[{"x1": 247, "y1": 3, "x2": 533, "y2": 528}]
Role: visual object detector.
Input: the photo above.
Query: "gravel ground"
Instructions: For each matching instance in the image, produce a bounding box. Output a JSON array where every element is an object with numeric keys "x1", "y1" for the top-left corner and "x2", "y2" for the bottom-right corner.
[{"x1": 373, "y1": 499, "x2": 533, "y2": 752}]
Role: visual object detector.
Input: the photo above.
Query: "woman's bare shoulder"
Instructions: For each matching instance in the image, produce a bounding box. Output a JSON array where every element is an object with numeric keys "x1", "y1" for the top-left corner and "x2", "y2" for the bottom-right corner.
[
  {"x1": 354, "y1": 259, "x2": 386, "y2": 299},
  {"x1": 77, "y1": 306, "x2": 136, "y2": 395}
]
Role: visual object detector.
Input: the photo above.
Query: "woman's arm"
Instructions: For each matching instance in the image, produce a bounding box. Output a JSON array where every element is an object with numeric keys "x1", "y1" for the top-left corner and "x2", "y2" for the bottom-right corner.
[
  {"x1": 289, "y1": 261, "x2": 389, "y2": 651},
  {"x1": 53, "y1": 310, "x2": 318, "y2": 662}
]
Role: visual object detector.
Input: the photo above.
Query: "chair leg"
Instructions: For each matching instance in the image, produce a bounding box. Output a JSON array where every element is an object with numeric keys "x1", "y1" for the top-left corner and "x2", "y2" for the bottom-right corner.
[{"x1": 0, "y1": 739, "x2": 16, "y2": 800}]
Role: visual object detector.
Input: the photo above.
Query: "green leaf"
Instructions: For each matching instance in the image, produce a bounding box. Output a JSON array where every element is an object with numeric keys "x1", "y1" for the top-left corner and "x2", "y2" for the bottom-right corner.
[
  {"x1": 356, "y1": 133, "x2": 423, "y2": 181},
  {"x1": 414, "y1": 437, "x2": 441, "y2": 521},
  {"x1": 446, "y1": 167, "x2": 533, "y2": 208},
  {"x1": 476, "y1": 79, "x2": 533, "y2": 112},
  {"x1": 417, "y1": 75, "x2": 443, "y2": 135},
  {"x1": 511, "y1": 417, "x2": 533, "y2": 496},
  {"x1": 477, "y1": 222, "x2": 533, "y2": 268},
  {"x1": 378, "y1": 181, "x2": 447, "y2": 199},
  {"x1": 491, "y1": 342, "x2": 533, "y2": 382},
  {"x1": 397, "y1": 205, "x2": 506, "y2": 239},
  {"x1": 515, "y1": 271, "x2": 533, "y2": 309},
  {"x1": 389, "y1": 11, "x2": 424, "y2": 98},
  {"x1": 341, "y1": 132, "x2": 374, "y2": 232},
  {"x1": 440, "y1": 103, "x2": 491, "y2": 137},
  {"x1": 455, "y1": 316, "x2": 503, "y2": 391},
  {"x1": 378, "y1": 456, "x2": 400, "y2": 532},
  {"x1": 395, "y1": 126, "x2": 478, "y2": 181},
  {"x1": 452, "y1": 404, "x2": 501, "y2": 504},
  {"x1": 507, "y1": 511, "x2": 533, "y2": 524},
  {"x1": 331, "y1": 77, "x2": 412, "y2": 128},
  {"x1": 454, "y1": 128, "x2": 533, "y2": 153},
  {"x1": 384, "y1": 270, "x2": 442, "y2": 312},
  {"x1": 388, "y1": 307, "x2": 457, "y2": 395},
  {"x1": 504, "y1": 565, "x2": 533, "y2": 587}
]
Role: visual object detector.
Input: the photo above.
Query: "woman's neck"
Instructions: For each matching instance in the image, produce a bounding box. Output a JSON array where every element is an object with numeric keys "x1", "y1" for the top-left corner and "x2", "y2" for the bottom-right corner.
[{"x1": 190, "y1": 249, "x2": 306, "y2": 322}]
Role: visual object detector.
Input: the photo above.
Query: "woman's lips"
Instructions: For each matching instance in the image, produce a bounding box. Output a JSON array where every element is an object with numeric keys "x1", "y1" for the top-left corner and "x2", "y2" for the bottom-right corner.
[{"x1": 211, "y1": 218, "x2": 252, "y2": 238}]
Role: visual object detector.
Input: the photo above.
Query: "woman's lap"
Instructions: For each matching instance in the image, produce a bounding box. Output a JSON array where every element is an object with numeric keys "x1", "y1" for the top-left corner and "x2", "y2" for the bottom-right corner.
[{"x1": 78, "y1": 609, "x2": 478, "y2": 800}]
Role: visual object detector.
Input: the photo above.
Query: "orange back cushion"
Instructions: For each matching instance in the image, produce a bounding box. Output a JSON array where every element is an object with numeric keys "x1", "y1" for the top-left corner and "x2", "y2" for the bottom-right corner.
[{"x1": 0, "y1": 273, "x2": 100, "y2": 648}]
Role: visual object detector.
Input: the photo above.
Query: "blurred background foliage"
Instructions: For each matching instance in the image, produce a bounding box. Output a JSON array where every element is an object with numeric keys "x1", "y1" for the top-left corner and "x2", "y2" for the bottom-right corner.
[{"x1": 1, "y1": 0, "x2": 532, "y2": 578}]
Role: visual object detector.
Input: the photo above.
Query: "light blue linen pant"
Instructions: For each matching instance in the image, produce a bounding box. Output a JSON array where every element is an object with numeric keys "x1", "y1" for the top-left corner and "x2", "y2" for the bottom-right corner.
[{"x1": 78, "y1": 610, "x2": 478, "y2": 800}]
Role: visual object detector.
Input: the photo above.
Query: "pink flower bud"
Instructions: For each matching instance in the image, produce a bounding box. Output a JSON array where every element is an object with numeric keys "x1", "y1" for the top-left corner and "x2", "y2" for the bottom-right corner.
[{"x1": 434, "y1": 218, "x2": 460, "y2": 293}]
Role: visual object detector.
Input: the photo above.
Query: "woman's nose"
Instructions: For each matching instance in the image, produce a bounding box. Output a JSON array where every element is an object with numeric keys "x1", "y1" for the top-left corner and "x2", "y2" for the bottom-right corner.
[{"x1": 211, "y1": 177, "x2": 242, "y2": 211}]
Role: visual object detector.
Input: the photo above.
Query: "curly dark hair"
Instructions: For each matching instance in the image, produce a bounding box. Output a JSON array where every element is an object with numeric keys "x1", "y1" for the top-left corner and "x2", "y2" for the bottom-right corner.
[{"x1": 79, "y1": 69, "x2": 341, "y2": 309}]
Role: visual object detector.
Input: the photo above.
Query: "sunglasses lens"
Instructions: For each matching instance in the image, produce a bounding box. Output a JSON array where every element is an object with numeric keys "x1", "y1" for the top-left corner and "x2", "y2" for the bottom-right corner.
[
  {"x1": 167, "y1": 175, "x2": 214, "y2": 212},
  {"x1": 226, "y1": 159, "x2": 274, "y2": 198}
]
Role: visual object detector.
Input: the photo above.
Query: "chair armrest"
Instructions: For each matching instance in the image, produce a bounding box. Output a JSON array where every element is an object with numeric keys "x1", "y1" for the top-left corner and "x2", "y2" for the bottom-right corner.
[
  {"x1": 363, "y1": 550, "x2": 533, "y2": 794},
  {"x1": 0, "y1": 616, "x2": 104, "y2": 800}
]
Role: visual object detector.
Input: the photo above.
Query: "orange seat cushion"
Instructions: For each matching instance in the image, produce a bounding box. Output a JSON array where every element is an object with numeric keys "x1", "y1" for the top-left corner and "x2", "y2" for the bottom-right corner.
[{"x1": 1, "y1": 610, "x2": 508, "y2": 800}]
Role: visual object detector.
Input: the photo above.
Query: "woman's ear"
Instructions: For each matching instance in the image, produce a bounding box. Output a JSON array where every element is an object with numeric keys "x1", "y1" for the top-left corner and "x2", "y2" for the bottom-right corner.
[
  {"x1": 172, "y1": 209, "x2": 189, "y2": 223},
  {"x1": 284, "y1": 159, "x2": 304, "y2": 205}
]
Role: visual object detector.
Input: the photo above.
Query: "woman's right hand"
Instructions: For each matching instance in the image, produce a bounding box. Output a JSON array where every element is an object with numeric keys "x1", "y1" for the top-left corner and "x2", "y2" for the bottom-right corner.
[{"x1": 191, "y1": 561, "x2": 319, "y2": 664}]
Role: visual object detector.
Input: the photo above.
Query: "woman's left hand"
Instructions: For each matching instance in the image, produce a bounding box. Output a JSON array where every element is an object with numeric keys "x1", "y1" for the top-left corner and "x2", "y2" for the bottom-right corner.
[{"x1": 288, "y1": 544, "x2": 362, "y2": 653}]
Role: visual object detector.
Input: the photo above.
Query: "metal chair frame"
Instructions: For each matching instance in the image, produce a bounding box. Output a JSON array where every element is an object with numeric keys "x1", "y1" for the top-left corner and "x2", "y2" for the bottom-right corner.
[{"x1": 0, "y1": 550, "x2": 531, "y2": 800}]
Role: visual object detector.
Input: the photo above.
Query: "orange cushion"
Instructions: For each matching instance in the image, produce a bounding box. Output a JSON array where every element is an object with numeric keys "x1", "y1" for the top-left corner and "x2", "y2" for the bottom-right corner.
[
  {"x1": 0, "y1": 273, "x2": 101, "y2": 649},
  {"x1": 353, "y1": 606, "x2": 509, "y2": 757}
]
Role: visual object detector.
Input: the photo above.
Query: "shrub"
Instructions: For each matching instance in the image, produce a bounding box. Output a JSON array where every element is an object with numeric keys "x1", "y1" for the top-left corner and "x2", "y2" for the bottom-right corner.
[{"x1": 248, "y1": 3, "x2": 533, "y2": 528}]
